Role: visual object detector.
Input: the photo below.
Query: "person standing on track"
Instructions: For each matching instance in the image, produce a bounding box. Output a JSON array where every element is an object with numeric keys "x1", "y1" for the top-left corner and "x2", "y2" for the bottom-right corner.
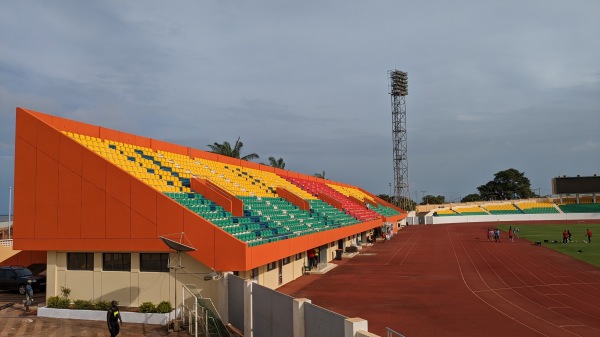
[
  {"x1": 562, "y1": 230, "x2": 569, "y2": 244},
  {"x1": 494, "y1": 228, "x2": 501, "y2": 242},
  {"x1": 508, "y1": 227, "x2": 514, "y2": 242}
]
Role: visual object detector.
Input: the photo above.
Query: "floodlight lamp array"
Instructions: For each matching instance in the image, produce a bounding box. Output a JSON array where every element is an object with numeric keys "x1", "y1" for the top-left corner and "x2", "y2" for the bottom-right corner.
[{"x1": 389, "y1": 70, "x2": 408, "y2": 96}]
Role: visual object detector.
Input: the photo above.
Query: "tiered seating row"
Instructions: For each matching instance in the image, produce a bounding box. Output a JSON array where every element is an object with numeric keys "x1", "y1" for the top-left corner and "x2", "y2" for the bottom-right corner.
[
  {"x1": 515, "y1": 202, "x2": 559, "y2": 214},
  {"x1": 328, "y1": 183, "x2": 402, "y2": 218},
  {"x1": 433, "y1": 201, "x2": 600, "y2": 216},
  {"x1": 369, "y1": 204, "x2": 400, "y2": 217},
  {"x1": 559, "y1": 203, "x2": 600, "y2": 213},
  {"x1": 435, "y1": 209, "x2": 459, "y2": 216},
  {"x1": 65, "y1": 132, "x2": 383, "y2": 246},
  {"x1": 453, "y1": 206, "x2": 488, "y2": 215},
  {"x1": 484, "y1": 203, "x2": 522, "y2": 214},
  {"x1": 287, "y1": 177, "x2": 380, "y2": 221},
  {"x1": 65, "y1": 132, "x2": 191, "y2": 193}
]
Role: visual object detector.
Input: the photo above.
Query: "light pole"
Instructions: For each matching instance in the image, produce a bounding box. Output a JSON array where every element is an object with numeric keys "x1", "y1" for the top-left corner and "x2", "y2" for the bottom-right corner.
[
  {"x1": 419, "y1": 191, "x2": 426, "y2": 205},
  {"x1": 389, "y1": 183, "x2": 392, "y2": 203},
  {"x1": 8, "y1": 187, "x2": 12, "y2": 239}
]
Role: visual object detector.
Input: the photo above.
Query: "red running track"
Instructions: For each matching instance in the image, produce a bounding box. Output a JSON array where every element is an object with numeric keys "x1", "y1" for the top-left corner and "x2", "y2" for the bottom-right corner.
[{"x1": 277, "y1": 224, "x2": 600, "y2": 337}]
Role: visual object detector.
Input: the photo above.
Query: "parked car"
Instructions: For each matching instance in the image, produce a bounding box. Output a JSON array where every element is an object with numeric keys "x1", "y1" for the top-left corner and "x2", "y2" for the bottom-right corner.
[{"x1": 0, "y1": 266, "x2": 46, "y2": 294}]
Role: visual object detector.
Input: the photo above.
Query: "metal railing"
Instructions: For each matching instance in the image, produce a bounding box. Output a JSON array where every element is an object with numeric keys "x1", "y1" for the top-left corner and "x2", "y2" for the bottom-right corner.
[
  {"x1": 181, "y1": 284, "x2": 233, "y2": 337},
  {"x1": 182, "y1": 284, "x2": 200, "y2": 337},
  {"x1": 387, "y1": 327, "x2": 406, "y2": 337},
  {"x1": 0, "y1": 239, "x2": 13, "y2": 247}
]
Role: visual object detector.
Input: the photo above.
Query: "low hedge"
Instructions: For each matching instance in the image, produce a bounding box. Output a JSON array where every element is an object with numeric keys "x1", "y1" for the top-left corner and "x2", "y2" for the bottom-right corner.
[
  {"x1": 46, "y1": 297, "x2": 172, "y2": 313},
  {"x1": 46, "y1": 296, "x2": 70, "y2": 309}
]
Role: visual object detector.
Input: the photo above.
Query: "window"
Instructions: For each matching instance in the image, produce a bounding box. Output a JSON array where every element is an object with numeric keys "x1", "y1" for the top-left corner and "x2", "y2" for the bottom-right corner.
[
  {"x1": 140, "y1": 253, "x2": 169, "y2": 272},
  {"x1": 282, "y1": 257, "x2": 291, "y2": 265},
  {"x1": 68, "y1": 253, "x2": 94, "y2": 271},
  {"x1": 267, "y1": 261, "x2": 277, "y2": 271},
  {"x1": 103, "y1": 253, "x2": 131, "y2": 271},
  {"x1": 295, "y1": 253, "x2": 302, "y2": 261}
]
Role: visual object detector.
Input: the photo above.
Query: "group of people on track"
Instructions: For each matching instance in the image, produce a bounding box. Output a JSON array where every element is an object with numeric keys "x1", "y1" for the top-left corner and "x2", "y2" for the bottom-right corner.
[
  {"x1": 487, "y1": 226, "x2": 518, "y2": 243},
  {"x1": 563, "y1": 228, "x2": 593, "y2": 243},
  {"x1": 485, "y1": 226, "x2": 593, "y2": 245}
]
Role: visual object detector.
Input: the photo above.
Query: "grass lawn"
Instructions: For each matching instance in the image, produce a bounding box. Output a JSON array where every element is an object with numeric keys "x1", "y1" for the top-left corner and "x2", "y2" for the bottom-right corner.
[{"x1": 497, "y1": 224, "x2": 600, "y2": 267}]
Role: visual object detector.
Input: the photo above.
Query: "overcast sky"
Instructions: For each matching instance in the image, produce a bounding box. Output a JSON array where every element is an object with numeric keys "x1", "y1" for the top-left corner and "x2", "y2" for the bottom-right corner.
[{"x1": 1, "y1": 1, "x2": 599, "y2": 213}]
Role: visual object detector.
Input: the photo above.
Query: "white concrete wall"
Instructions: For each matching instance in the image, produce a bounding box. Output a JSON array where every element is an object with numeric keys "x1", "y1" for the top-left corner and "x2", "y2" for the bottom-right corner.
[{"x1": 48, "y1": 252, "x2": 216, "y2": 308}]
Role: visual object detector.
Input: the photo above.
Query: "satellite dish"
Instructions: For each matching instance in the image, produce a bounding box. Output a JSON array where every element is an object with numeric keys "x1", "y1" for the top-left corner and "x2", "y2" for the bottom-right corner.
[
  {"x1": 160, "y1": 236, "x2": 196, "y2": 252},
  {"x1": 158, "y1": 232, "x2": 196, "y2": 327}
]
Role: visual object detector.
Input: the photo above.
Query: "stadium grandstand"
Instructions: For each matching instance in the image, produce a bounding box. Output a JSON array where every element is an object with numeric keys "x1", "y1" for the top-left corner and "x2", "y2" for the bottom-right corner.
[
  {"x1": 1, "y1": 107, "x2": 406, "y2": 336},
  {"x1": 414, "y1": 195, "x2": 599, "y2": 224}
]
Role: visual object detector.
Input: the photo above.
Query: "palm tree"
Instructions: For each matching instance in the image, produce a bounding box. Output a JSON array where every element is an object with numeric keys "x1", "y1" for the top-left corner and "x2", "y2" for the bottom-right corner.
[
  {"x1": 207, "y1": 137, "x2": 259, "y2": 161},
  {"x1": 263, "y1": 157, "x2": 285, "y2": 169}
]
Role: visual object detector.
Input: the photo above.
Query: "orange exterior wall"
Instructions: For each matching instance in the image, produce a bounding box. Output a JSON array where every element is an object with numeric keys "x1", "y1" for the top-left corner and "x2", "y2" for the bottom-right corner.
[
  {"x1": 13, "y1": 108, "x2": 248, "y2": 270},
  {"x1": 320, "y1": 193, "x2": 342, "y2": 211},
  {"x1": 0, "y1": 250, "x2": 46, "y2": 268},
  {"x1": 13, "y1": 108, "x2": 387, "y2": 271},
  {"x1": 276, "y1": 187, "x2": 309, "y2": 211},
  {"x1": 190, "y1": 178, "x2": 244, "y2": 217}
]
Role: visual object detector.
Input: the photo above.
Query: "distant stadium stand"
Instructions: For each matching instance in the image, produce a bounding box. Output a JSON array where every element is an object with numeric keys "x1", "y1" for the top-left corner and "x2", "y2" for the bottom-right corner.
[
  {"x1": 453, "y1": 206, "x2": 488, "y2": 215},
  {"x1": 483, "y1": 203, "x2": 522, "y2": 214},
  {"x1": 515, "y1": 201, "x2": 559, "y2": 214}
]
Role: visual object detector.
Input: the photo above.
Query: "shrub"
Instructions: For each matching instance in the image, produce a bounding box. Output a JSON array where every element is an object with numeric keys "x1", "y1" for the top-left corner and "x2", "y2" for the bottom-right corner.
[
  {"x1": 139, "y1": 302, "x2": 156, "y2": 313},
  {"x1": 94, "y1": 299, "x2": 112, "y2": 311},
  {"x1": 156, "y1": 301, "x2": 173, "y2": 313},
  {"x1": 47, "y1": 296, "x2": 70, "y2": 309},
  {"x1": 73, "y1": 299, "x2": 95, "y2": 310},
  {"x1": 60, "y1": 286, "x2": 71, "y2": 299}
]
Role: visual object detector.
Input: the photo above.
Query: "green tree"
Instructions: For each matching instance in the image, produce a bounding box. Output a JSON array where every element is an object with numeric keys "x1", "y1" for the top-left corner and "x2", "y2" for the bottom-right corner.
[
  {"x1": 314, "y1": 170, "x2": 326, "y2": 179},
  {"x1": 421, "y1": 195, "x2": 445, "y2": 205},
  {"x1": 461, "y1": 193, "x2": 481, "y2": 202},
  {"x1": 477, "y1": 168, "x2": 535, "y2": 200},
  {"x1": 263, "y1": 157, "x2": 285, "y2": 169},
  {"x1": 398, "y1": 197, "x2": 417, "y2": 211},
  {"x1": 377, "y1": 194, "x2": 392, "y2": 203},
  {"x1": 207, "y1": 137, "x2": 259, "y2": 161}
]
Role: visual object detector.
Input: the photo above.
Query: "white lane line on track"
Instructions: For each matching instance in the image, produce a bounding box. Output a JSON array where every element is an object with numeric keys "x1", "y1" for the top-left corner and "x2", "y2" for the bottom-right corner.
[
  {"x1": 487, "y1": 233, "x2": 600, "y2": 315},
  {"x1": 385, "y1": 232, "x2": 421, "y2": 266},
  {"x1": 464, "y1": 235, "x2": 583, "y2": 336},
  {"x1": 472, "y1": 239, "x2": 594, "y2": 326},
  {"x1": 447, "y1": 226, "x2": 551, "y2": 337},
  {"x1": 461, "y1": 227, "x2": 600, "y2": 335},
  {"x1": 506, "y1": 239, "x2": 600, "y2": 303}
]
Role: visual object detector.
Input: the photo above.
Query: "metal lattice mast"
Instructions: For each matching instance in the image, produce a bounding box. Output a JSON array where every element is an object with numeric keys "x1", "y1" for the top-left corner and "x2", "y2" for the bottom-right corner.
[{"x1": 388, "y1": 70, "x2": 410, "y2": 210}]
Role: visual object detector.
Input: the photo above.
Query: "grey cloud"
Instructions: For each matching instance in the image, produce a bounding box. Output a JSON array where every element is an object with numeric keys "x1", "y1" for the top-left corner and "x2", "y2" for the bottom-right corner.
[{"x1": 1, "y1": 1, "x2": 599, "y2": 210}]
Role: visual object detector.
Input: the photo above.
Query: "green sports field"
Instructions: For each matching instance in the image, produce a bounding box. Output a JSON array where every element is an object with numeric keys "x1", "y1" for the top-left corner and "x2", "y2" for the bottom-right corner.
[{"x1": 497, "y1": 224, "x2": 600, "y2": 267}]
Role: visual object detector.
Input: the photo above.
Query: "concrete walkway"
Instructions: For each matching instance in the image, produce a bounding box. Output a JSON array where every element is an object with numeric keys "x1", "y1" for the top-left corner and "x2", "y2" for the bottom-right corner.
[{"x1": 0, "y1": 303, "x2": 186, "y2": 337}]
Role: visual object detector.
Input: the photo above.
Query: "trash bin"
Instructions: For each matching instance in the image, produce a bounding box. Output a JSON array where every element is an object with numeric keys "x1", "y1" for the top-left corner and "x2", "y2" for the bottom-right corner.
[{"x1": 335, "y1": 249, "x2": 343, "y2": 260}]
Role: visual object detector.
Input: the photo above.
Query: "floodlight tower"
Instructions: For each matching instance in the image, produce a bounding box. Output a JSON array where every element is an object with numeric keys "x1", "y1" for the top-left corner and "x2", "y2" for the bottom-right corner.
[{"x1": 388, "y1": 70, "x2": 410, "y2": 210}]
